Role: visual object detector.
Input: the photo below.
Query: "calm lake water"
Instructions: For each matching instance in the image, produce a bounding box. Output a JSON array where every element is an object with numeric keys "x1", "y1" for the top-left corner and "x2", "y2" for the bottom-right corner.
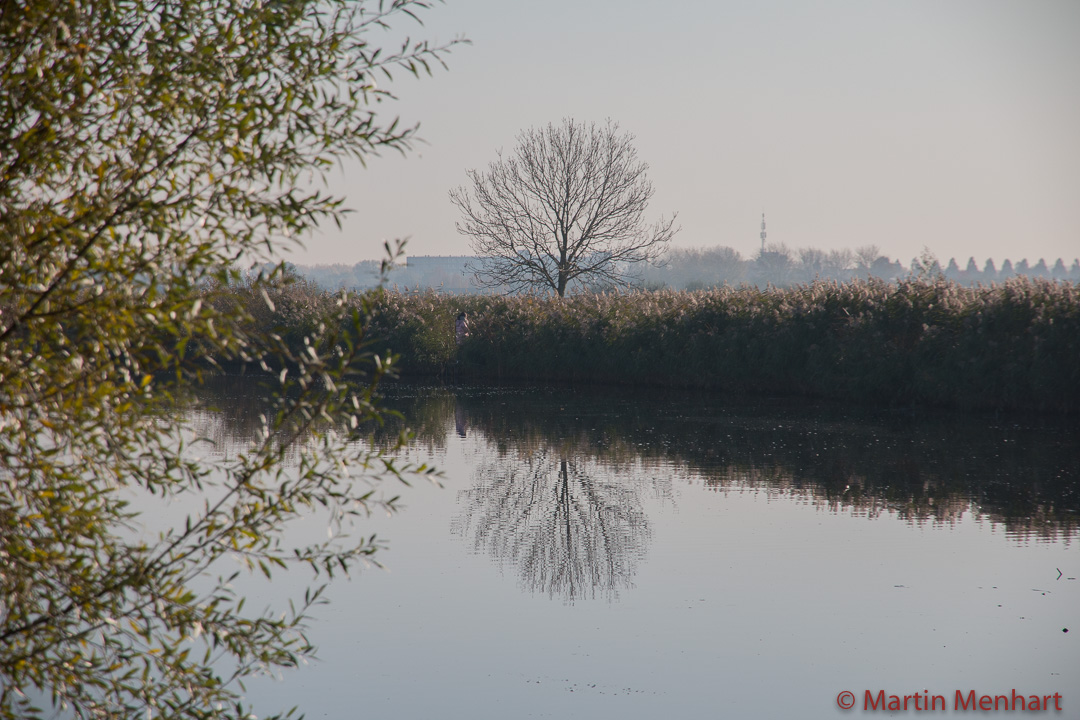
[{"x1": 196, "y1": 380, "x2": 1078, "y2": 719}]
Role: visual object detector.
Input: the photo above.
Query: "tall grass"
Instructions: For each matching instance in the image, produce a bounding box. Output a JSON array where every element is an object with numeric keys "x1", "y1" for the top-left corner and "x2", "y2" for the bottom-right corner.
[
  {"x1": 365, "y1": 278, "x2": 1079, "y2": 413},
  {"x1": 201, "y1": 276, "x2": 1078, "y2": 413}
]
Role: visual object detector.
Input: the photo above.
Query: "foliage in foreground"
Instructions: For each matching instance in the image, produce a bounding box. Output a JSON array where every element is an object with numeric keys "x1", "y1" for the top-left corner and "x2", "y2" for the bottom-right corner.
[
  {"x1": 0, "y1": 0, "x2": 454, "y2": 718},
  {"x1": 359, "y1": 278, "x2": 1079, "y2": 413}
]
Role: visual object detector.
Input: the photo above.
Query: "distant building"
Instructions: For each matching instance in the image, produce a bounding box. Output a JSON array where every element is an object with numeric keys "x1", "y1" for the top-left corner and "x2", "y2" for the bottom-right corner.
[{"x1": 389, "y1": 255, "x2": 486, "y2": 293}]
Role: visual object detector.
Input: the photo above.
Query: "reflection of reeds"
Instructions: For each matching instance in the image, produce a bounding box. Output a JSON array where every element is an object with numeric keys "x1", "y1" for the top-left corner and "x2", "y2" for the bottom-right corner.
[
  {"x1": 193, "y1": 379, "x2": 1079, "y2": 542},
  {"x1": 366, "y1": 278, "x2": 1080, "y2": 413},
  {"x1": 388, "y1": 384, "x2": 1080, "y2": 543},
  {"x1": 701, "y1": 466, "x2": 1077, "y2": 543}
]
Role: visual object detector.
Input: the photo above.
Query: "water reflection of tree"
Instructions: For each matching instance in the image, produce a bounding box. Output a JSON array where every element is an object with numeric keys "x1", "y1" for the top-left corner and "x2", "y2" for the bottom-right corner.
[
  {"x1": 454, "y1": 450, "x2": 651, "y2": 602},
  {"x1": 446, "y1": 385, "x2": 1079, "y2": 542},
  {"x1": 196, "y1": 380, "x2": 1080, "y2": 543}
]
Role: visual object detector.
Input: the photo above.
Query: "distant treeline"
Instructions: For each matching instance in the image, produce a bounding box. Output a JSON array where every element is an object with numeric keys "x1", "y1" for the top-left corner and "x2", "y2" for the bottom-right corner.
[
  {"x1": 206, "y1": 274, "x2": 1079, "y2": 414},
  {"x1": 288, "y1": 246, "x2": 1080, "y2": 292}
]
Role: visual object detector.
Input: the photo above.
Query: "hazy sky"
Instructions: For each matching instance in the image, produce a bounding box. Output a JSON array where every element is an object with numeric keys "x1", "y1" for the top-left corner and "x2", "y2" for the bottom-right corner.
[{"x1": 289, "y1": 0, "x2": 1080, "y2": 268}]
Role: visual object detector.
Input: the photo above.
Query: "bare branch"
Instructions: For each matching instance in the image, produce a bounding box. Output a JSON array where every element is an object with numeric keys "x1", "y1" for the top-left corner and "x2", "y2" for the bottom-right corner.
[{"x1": 450, "y1": 118, "x2": 678, "y2": 297}]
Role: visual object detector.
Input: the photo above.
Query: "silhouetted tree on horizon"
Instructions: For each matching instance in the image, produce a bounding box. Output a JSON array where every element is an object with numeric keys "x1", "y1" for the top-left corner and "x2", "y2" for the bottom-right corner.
[{"x1": 451, "y1": 118, "x2": 678, "y2": 297}]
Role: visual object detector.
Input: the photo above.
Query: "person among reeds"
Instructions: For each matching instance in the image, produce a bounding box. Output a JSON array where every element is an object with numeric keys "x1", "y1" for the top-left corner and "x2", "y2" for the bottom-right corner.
[{"x1": 455, "y1": 311, "x2": 470, "y2": 347}]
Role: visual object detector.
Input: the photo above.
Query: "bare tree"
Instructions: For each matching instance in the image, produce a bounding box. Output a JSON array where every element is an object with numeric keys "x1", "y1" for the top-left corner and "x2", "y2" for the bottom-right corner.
[
  {"x1": 854, "y1": 244, "x2": 883, "y2": 277},
  {"x1": 797, "y1": 247, "x2": 827, "y2": 282},
  {"x1": 450, "y1": 118, "x2": 678, "y2": 297},
  {"x1": 824, "y1": 248, "x2": 855, "y2": 278},
  {"x1": 752, "y1": 243, "x2": 795, "y2": 286}
]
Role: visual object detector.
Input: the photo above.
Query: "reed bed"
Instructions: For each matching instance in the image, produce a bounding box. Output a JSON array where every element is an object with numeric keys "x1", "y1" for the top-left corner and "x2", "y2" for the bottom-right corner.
[
  {"x1": 366, "y1": 278, "x2": 1079, "y2": 413},
  {"x1": 208, "y1": 277, "x2": 1080, "y2": 413}
]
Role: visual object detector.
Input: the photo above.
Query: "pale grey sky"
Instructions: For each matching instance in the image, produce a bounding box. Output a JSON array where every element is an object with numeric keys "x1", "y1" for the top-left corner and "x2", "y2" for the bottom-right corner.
[{"x1": 289, "y1": 0, "x2": 1080, "y2": 267}]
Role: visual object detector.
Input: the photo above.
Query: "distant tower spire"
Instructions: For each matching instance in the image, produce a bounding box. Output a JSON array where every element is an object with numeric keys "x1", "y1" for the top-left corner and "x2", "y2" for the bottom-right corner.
[{"x1": 760, "y1": 212, "x2": 767, "y2": 253}]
